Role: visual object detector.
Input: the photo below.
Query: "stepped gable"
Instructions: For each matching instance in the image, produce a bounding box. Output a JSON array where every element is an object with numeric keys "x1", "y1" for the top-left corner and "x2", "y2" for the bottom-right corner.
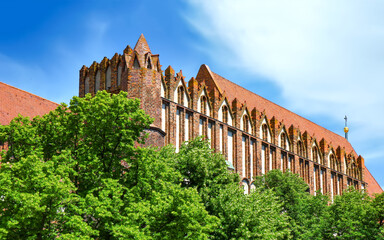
[
  {"x1": 204, "y1": 66, "x2": 356, "y2": 155},
  {"x1": 364, "y1": 168, "x2": 383, "y2": 196},
  {"x1": 0, "y1": 82, "x2": 58, "y2": 125}
]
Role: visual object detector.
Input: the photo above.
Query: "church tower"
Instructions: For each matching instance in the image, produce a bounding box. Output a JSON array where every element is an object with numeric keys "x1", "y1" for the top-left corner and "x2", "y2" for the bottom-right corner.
[{"x1": 78, "y1": 34, "x2": 165, "y2": 147}]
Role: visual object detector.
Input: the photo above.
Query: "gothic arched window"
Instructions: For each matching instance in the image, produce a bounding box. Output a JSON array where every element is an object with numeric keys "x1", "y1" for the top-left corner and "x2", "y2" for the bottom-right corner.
[
  {"x1": 177, "y1": 86, "x2": 185, "y2": 106},
  {"x1": 243, "y1": 115, "x2": 249, "y2": 132},
  {"x1": 297, "y1": 141, "x2": 303, "y2": 156},
  {"x1": 84, "y1": 76, "x2": 90, "y2": 94},
  {"x1": 330, "y1": 154, "x2": 336, "y2": 170},
  {"x1": 147, "y1": 56, "x2": 152, "y2": 69},
  {"x1": 336, "y1": 158, "x2": 341, "y2": 172},
  {"x1": 280, "y1": 132, "x2": 286, "y2": 149},
  {"x1": 312, "y1": 146, "x2": 319, "y2": 163},
  {"x1": 117, "y1": 62, "x2": 123, "y2": 86},
  {"x1": 95, "y1": 70, "x2": 101, "y2": 93},
  {"x1": 262, "y1": 124, "x2": 268, "y2": 142},
  {"x1": 222, "y1": 105, "x2": 228, "y2": 124},
  {"x1": 133, "y1": 55, "x2": 140, "y2": 69},
  {"x1": 106, "y1": 65, "x2": 112, "y2": 89},
  {"x1": 201, "y1": 96, "x2": 207, "y2": 115}
]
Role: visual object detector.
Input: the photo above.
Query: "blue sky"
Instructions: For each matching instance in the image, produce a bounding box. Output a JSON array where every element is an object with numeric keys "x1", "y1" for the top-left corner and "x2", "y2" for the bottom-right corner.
[{"x1": 1, "y1": 0, "x2": 383, "y2": 189}]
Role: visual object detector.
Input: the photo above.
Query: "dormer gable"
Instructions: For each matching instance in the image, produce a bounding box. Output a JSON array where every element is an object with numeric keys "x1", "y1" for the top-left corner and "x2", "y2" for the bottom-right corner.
[
  {"x1": 218, "y1": 97, "x2": 233, "y2": 125},
  {"x1": 311, "y1": 140, "x2": 322, "y2": 164},
  {"x1": 173, "y1": 74, "x2": 190, "y2": 108},
  {"x1": 195, "y1": 64, "x2": 222, "y2": 95},
  {"x1": 239, "y1": 107, "x2": 252, "y2": 134},
  {"x1": 259, "y1": 115, "x2": 272, "y2": 143},
  {"x1": 278, "y1": 126, "x2": 291, "y2": 151},
  {"x1": 197, "y1": 86, "x2": 212, "y2": 116}
]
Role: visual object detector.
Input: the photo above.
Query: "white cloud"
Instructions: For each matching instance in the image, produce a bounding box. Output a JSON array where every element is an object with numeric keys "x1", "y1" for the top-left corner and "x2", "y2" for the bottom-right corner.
[
  {"x1": 186, "y1": 0, "x2": 384, "y2": 145},
  {"x1": 186, "y1": 0, "x2": 384, "y2": 189}
]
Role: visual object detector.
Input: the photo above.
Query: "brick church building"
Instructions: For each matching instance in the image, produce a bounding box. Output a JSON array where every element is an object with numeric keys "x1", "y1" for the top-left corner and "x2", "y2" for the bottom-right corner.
[{"x1": 1, "y1": 35, "x2": 382, "y2": 198}]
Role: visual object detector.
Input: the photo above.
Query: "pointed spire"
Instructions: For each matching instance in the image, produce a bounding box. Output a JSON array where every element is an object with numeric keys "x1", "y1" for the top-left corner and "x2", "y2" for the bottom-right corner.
[{"x1": 134, "y1": 34, "x2": 151, "y2": 56}]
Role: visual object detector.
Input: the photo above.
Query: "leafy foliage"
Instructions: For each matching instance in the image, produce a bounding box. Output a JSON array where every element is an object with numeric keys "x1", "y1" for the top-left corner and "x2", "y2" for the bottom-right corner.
[
  {"x1": 0, "y1": 90, "x2": 383, "y2": 239},
  {"x1": 325, "y1": 188, "x2": 381, "y2": 239},
  {"x1": 254, "y1": 170, "x2": 329, "y2": 239},
  {"x1": 0, "y1": 91, "x2": 215, "y2": 239}
]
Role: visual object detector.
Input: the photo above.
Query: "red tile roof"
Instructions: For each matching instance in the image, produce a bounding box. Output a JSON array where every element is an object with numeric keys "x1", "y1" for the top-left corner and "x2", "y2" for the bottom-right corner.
[
  {"x1": 0, "y1": 82, "x2": 58, "y2": 125},
  {"x1": 364, "y1": 168, "x2": 383, "y2": 197},
  {"x1": 210, "y1": 70, "x2": 356, "y2": 155},
  {"x1": 202, "y1": 65, "x2": 383, "y2": 195}
]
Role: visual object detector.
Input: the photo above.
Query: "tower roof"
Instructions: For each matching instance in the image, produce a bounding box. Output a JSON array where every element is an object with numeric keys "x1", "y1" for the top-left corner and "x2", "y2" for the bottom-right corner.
[{"x1": 134, "y1": 34, "x2": 151, "y2": 55}]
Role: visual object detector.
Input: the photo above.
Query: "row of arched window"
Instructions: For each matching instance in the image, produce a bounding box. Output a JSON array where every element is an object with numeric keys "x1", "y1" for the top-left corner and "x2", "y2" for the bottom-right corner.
[
  {"x1": 169, "y1": 82, "x2": 361, "y2": 179},
  {"x1": 84, "y1": 63, "x2": 124, "y2": 95}
]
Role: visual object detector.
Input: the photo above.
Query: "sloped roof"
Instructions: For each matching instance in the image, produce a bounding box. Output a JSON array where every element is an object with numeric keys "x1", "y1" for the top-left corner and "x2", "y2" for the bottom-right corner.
[
  {"x1": 0, "y1": 82, "x2": 58, "y2": 125},
  {"x1": 209, "y1": 70, "x2": 356, "y2": 155},
  {"x1": 134, "y1": 34, "x2": 151, "y2": 55},
  {"x1": 364, "y1": 168, "x2": 383, "y2": 197}
]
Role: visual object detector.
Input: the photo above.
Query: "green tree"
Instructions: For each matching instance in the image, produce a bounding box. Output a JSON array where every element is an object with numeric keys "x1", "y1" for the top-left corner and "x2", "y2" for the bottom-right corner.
[
  {"x1": 326, "y1": 187, "x2": 380, "y2": 239},
  {"x1": 175, "y1": 139, "x2": 290, "y2": 239},
  {"x1": 209, "y1": 184, "x2": 290, "y2": 239},
  {"x1": 174, "y1": 137, "x2": 238, "y2": 210},
  {"x1": 0, "y1": 91, "x2": 216, "y2": 239},
  {"x1": 373, "y1": 192, "x2": 384, "y2": 229},
  {"x1": 254, "y1": 170, "x2": 329, "y2": 239}
]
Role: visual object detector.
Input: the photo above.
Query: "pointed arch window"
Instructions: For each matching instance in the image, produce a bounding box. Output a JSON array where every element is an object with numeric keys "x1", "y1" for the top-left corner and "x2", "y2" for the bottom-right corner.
[
  {"x1": 84, "y1": 76, "x2": 90, "y2": 94},
  {"x1": 177, "y1": 86, "x2": 185, "y2": 106},
  {"x1": 330, "y1": 154, "x2": 336, "y2": 170},
  {"x1": 106, "y1": 65, "x2": 112, "y2": 89},
  {"x1": 336, "y1": 158, "x2": 341, "y2": 172},
  {"x1": 297, "y1": 141, "x2": 304, "y2": 157},
  {"x1": 312, "y1": 146, "x2": 319, "y2": 163},
  {"x1": 222, "y1": 105, "x2": 229, "y2": 124},
  {"x1": 352, "y1": 163, "x2": 357, "y2": 178},
  {"x1": 280, "y1": 132, "x2": 287, "y2": 149},
  {"x1": 147, "y1": 57, "x2": 152, "y2": 69},
  {"x1": 133, "y1": 56, "x2": 140, "y2": 69},
  {"x1": 201, "y1": 96, "x2": 207, "y2": 115},
  {"x1": 262, "y1": 124, "x2": 268, "y2": 142},
  {"x1": 117, "y1": 62, "x2": 123, "y2": 87},
  {"x1": 243, "y1": 115, "x2": 250, "y2": 133},
  {"x1": 95, "y1": 70, "x2": 101, "y2": 93}
]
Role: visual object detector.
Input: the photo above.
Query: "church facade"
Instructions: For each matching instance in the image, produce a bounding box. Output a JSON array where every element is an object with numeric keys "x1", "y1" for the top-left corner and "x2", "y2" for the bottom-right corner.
[{"x1": 75, "y1": 35, "x2": 381, "y2": 197}]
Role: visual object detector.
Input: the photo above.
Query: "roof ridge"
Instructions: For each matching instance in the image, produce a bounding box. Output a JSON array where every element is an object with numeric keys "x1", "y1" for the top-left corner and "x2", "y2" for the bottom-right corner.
[{"x1": 0, "y1": 81, "x2": 58, "y2": 106}]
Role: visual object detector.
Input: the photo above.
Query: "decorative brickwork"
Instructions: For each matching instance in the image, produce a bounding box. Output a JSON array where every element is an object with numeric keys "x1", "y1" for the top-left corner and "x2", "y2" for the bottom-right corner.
[{"x1": 79, "y1": 35, "x2": 383, "y2": 197}]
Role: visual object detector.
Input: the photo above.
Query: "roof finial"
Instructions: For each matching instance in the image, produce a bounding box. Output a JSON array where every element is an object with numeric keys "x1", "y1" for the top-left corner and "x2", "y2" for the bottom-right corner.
[
  {"x1": 344, "y1": 115, "x2": 349, "y2": 140},
  {"x1": 133, "y1": 34, "x2": 151, "y2": 55}
]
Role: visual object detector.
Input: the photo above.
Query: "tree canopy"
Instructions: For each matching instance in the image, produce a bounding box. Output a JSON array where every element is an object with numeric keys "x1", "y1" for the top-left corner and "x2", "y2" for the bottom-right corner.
[{"x1": 0, "y1": 90, "x2": 383, "y2": 239}]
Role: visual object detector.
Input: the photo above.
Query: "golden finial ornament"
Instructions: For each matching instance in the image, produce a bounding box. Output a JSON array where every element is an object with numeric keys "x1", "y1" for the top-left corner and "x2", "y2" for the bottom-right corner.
[{"x1": 344, "y1": 116, "x2": 348, "y2": 140}]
